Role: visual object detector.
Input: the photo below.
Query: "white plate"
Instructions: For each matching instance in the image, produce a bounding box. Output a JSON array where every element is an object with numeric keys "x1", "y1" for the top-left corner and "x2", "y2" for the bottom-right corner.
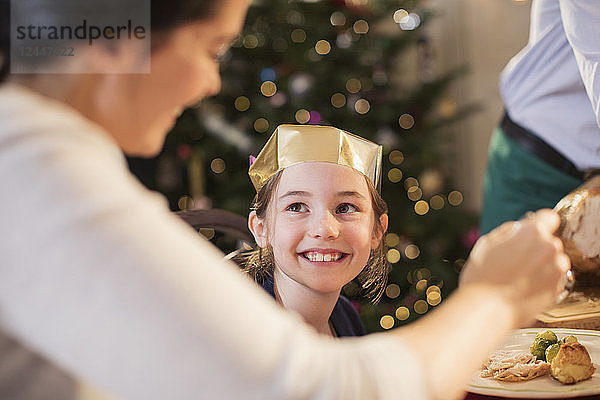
[{"x1": 468, "y1": 328, "x2": 600, "y2": 399}]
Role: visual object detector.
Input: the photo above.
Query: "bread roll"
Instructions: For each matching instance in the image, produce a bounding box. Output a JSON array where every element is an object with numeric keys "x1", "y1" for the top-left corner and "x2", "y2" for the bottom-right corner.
[{"x1": 550, "y1": 342, "x2": 595, "y2": 384}]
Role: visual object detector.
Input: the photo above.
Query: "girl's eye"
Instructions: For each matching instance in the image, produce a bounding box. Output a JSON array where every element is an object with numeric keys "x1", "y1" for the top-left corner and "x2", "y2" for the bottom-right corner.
[
  {"x1": 336, "y1": 203, "x2": 358, "y2": 214},
  {"x1": 286, "y1": 203, "x2": 307, "y2": 213}
]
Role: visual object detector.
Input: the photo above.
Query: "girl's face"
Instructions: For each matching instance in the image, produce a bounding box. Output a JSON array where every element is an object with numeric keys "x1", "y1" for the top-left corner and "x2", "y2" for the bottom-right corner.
[
  {"x1": 96, "y1": 0, "x2": 249, "y2": 156},
  {"x1": 251, "y1": 162, "x2": 387, "y2": 295}
]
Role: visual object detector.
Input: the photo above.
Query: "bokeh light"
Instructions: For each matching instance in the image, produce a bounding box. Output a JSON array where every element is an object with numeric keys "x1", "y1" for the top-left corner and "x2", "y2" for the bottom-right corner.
[
  {"x1": 331, "y1": 93, "x2": 346, "y2": 108},
  {"x1": 380, "y1": 315, "x2": 395, "y2": 330},
  {"x1": 427, "y1": 291, "x2": 442, "y2": 306},
  {"x1": 330, "y1": 11, "x2": 346, "y2": 26},
  {"x1": 430, "y1": 195, "x2": 445, "y2": 210},
  {"x1": 393, "y1": 9, "x2": 409, "y2": 23},
  {"x1": 308, "y1": 110, "x2": 322, "y2": 125},
  {"x1": 295, "y1": 109, "x2": 310, "y2": 124},
  {"x1": 234, "y1": 96, "x2": 250, "y2": 112},
  {"x1": 415, "y1": 200, "x2": 430, "y2": 215},
  {"x1": 448, "y1": 190, "x2": 464, "y2": 206},
  {"x1": 399, "y1": 113, "x2": 415, "y2": 129},
  {"x1": 178, "y1": 195, "x2": 193, "y2": 210},
  {"x1": 385, "y1": 284, "x2": 401, "y2": 299},
  {"x1": 399, "y1": 13, "x2": 421, "y2": 31},
  {"x1": 315, "y1": 40, "x2": 331, "y2": 55},
  {"x1": 199, "y1": 228, "x2": 215, "y2": 240},
  {"x1": 395, "y1": 306, "x2": 410, "y2": 321},
  {"x1": 404, "y1": 244, "x2": 420, "y2": 260},
  {"x1": 260, "y1": 81, "x2": 277, "y2": 97},
  {"x1": 346, "y1": 78, "x2": 362, "y2": 93},
  {"x1": 243, "y1": 34, "x2": 259, "y2": 49},
  {"x1": 407, "y1": 186, "x2": 422, "y2": 201},
  {"x1": 253, "y1": 118, "x2": 269, "y2": 133},
  {"x1": 387, "y1": 248, "x2": 401, "y2": 264},
  {"x1": 291, "y1": 28, "x2": 307, "y2": 43},
  {"x1": 385, "y1": 233, "x2": 400, "y2": 247},
  {"x1": 353, "y1": 19, "x2": 369, "y2": 34},
  {"x1": 389, "y1": 150, "x2": 404, "y2": 165},
  {"x1": 388, "y1": 168, "x2": 403, "y2": 183},
  {"x1": 210, "y1": 158, "x2": 226, "y2": 174},
  {"x1": 354, "y1": 98, "x2": 370, "y2": 114},
  {"x1": 404, "y1": 177, "x2": 418, "y2": 189},
  {"x1": 414, "y1": 300, "x2": 428, "y2": 314}
]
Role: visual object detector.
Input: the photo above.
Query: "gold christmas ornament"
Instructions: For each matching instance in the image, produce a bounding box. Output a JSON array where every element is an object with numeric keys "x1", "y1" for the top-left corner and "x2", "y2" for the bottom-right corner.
[{"x1": 249, "y1": 124, "x2": 383, "y2": 192}]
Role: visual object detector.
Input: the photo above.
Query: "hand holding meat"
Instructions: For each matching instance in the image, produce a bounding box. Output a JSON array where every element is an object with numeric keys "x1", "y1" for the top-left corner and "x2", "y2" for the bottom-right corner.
[
  {"x1": 460, "y1": 209, "x2": 570, "y2": 326},
  {"x1": 554, "y1": 175, "x2": 600, "y2": 280}
]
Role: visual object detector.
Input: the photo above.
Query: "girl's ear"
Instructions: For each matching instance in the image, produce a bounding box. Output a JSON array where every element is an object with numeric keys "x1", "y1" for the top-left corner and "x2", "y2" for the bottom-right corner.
[
  {"x1": 371, "y1": 213, "x2": 389, "y2": 249},
  {"x1": 248, "y1": 210, "x2": 268, "y2": 248}
]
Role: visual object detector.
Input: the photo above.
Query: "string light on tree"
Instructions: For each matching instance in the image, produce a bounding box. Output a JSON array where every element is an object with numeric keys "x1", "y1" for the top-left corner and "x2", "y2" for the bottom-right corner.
[
  {"x1": 354, "y1": 98, "x2": 370, "y2": 114},
  {"x1": 396, "y1": 306, "x2": 410, "y2": 321},
  {"x1": 387, "y1": 168, "x2": 402, "y2": 183},
  {"x1": 346, "y1": 78, "x2": 362, "y2": 93},
  {"x1": 430, "y1": 194, "x2": 445, "y2": 210},
  {"x1": 253, "y1": 118, "x2": 269, "y2": 133},
  {"x1": 234, "y1": 96, "x2": 250, "y2": 112},
  {"x1": 315, "y1": 40, "x2": 331, "y2": 55},
  {"x1": 448, "y1": 190, "x2": 464, "y2": 206},
  {"x1": 385, "y1": 283, "x2": 401, "y2": 299},
  {"x1": 389, "y1": 150, "x2": 404, "y2": 165},
  {"x1": 260, "y1": 81, "x2": 277, "y2": 97},
  {"x1": 331, "y1": 92, "x2": 346, "y2": 108},
  {"x1": 404, "y1": 244, "x2": 420, "y2": 260},
  {"x1": 384, "y1": 233, "x2": 400, "y2": 247},
  {"x1": 295, "y1": 109, "x2": 310, "y2": 124},
  {"x1": 291, "y1": 28, "x2": 307, "y2": 43},
  {"x1": 330, "y1": 11, "x2": 346, "y2": 26},
  {"x1": 380, "y1": 315, "x2": 394, "y2": 330},
  {"x1": 399, "y1": 113, "x2": 415, "y2": 129},
  {"x1": 353, "y1": 19, "x2": 369, "y2": 34}
]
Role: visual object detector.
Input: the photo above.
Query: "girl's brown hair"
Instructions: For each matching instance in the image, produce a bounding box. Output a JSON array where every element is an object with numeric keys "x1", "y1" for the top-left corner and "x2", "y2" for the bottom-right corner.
[{"x1": 237, "y1": 168, "x2": 390, "y2": 303}]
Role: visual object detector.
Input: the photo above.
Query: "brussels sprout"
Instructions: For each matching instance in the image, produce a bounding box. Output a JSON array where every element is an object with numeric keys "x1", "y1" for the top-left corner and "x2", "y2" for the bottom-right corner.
[
  {"x1": 545, "y1": 343, "x2": 561, "y2": 364},
  {"x1": 529, "y1": 337, "x2": 555, "y2": 361},
  {"x1": 561, "y1": 335, "x2": 578, "y2": 344},
  {"x1": 535, "y1": 330, "x2": 558, "y2": 342}
]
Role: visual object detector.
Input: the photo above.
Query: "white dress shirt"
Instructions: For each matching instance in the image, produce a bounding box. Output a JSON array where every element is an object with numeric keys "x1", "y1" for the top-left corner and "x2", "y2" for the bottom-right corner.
[{"x1": 500, "y1": 0, "x2": 600, "y2": 170}]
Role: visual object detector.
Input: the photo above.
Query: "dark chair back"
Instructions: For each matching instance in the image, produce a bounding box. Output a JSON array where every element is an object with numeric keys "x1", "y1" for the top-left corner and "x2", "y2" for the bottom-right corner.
[{"x1": 175, "y1": 208, "x2": 254, "y2": 246}]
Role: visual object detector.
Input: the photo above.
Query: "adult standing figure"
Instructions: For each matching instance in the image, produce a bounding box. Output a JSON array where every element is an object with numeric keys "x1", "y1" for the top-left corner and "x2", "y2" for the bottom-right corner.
[
  {"x1": 0, "y1": 0, "x2": 570, "y2": 399},
  {"x1": 480, "y1": 0, "x2": 600, "y2": 234}
]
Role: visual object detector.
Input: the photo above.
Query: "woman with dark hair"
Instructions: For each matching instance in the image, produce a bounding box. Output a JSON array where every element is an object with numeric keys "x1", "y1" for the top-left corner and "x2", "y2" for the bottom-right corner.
[{"x1": 0, "y1": 1, "x2": 570, "y2": 399}]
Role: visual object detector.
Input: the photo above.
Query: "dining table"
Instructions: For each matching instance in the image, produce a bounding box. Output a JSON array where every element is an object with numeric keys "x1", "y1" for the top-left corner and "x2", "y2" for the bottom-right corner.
[{"x1": 463, "y1": 393, "x2": 600, "y2": 400}]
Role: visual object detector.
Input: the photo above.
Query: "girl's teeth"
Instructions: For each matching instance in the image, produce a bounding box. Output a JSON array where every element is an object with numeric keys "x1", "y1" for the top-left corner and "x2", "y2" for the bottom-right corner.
[{"x1": 305, "y1": 252, "x2": 342, "y2": 262}]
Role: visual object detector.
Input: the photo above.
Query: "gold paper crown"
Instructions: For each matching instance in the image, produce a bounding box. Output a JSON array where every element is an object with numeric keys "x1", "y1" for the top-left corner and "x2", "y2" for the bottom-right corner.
[{"x1": 249, "y1": 124, "x2": 383, "y2": 192}]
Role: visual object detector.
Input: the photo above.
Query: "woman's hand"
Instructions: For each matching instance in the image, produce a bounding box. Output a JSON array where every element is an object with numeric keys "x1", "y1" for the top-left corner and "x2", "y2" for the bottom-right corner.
[{"x1": 460, "y1": 209, "x2": 571, "y2": 327}]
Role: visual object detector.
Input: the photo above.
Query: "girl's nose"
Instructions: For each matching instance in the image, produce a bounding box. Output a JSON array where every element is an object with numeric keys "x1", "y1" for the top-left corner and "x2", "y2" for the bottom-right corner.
[{"x1": 308, "y1": 210, "x2": 340, "y2": 240}]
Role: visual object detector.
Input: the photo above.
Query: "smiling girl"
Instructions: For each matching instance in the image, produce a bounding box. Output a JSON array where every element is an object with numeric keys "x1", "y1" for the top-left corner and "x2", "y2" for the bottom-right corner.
[{"x1": 241, "y1": 124, "x2": 389, "y2": 337}]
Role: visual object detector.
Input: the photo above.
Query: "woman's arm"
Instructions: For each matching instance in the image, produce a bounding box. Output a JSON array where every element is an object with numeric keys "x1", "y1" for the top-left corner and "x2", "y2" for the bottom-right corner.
[{"x1": 0, "y1": 90, "x2": 567, "y2": 399}]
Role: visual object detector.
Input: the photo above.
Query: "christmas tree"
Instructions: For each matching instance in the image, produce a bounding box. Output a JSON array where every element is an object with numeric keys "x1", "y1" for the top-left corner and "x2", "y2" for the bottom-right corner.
[{"x1": 129, "y1": 0, "x2": 479, "y2": 332}]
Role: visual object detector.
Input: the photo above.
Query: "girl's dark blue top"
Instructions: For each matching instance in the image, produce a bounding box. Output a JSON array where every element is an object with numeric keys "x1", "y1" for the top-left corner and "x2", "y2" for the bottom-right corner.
[{"x1": 261, "y1": 277, "x2": 366, "y2": 337}]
